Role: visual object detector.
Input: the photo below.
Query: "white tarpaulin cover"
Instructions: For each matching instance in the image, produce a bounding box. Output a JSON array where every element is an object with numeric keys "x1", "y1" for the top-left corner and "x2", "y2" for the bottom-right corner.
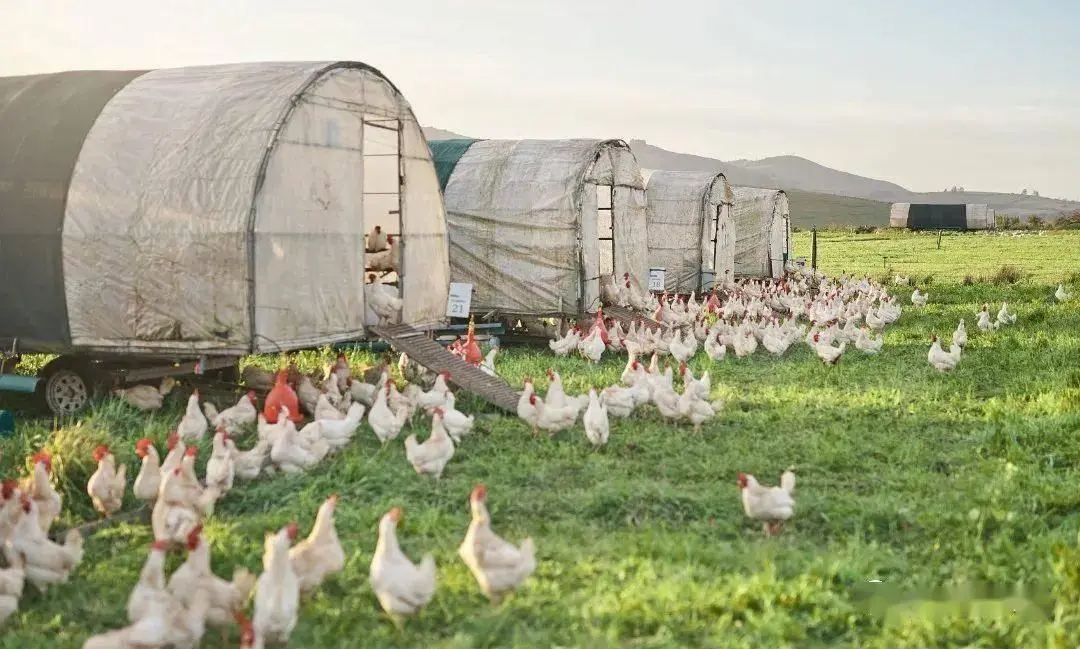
[
  {"x1": 731, "y1": 187, "x2": 791, "y2": 278},
  {"x1": 63, "y1": 61, "x2": 449, "y2": 354},
  {"x1": 642, "y1": 169, "x2": 735, "y2": 293},
  {"x1": 442, "y1": 139, "x2": 648, "y2": 315}
]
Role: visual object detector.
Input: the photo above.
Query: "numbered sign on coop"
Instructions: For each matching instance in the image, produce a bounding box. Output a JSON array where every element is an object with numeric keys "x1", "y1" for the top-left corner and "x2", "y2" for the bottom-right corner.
[
  {"x1": 648, "y1": 268, "x2": 666, "y2": 293},
  {"x1": 446, "y1": 282, "x2": 473, "y2": 318}
]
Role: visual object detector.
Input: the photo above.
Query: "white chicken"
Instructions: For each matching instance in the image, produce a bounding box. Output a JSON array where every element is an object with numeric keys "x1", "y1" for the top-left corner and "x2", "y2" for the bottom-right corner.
[
  {"x1": 1056, "y1": 283, "x2": 1071, "y2": 302},
  {"x1": 253, "y1": 524, "x2": 300, "y2": 645},
  {"x1": 365, "y1": 276, "x2": 404, "y2": 326},
  {"x1": 177, "y1": 390, "x2": 209, "y2": 442},
  {"x1": 952, "y1": 319, "x2": 968, "y2": 347},
  {"x1": 0, "y1": 542, "x2": 24, "y2": 625},
  {"x1": 270, "y1": 418, "x2": 328, "y2": 473},
  {"x1": 599, "y1": 385, "x2": 636, "y2": 419},
  {"x1": 9, "y1": 496, "x2": 84, "y2": 592},
  {"x1": 480, "y1": 345, "x2": 499, "y2": 377},
  {"x1": 810, "y1": 333, "x2": 847, "y2": 365},
  {"x1": 127, "y1": 540, "x2": 171, "y2": 624},
  {"x1": 996, "y1": 301, "x2": 1017, "y2": 326},
  {"x1": 738, "y1": 470, "x2": 796, "y2": 536},
  {"x1": 458, "y1": 485, "x2": 536, "y2": 604},
  {"x1": 677, "y1": 384, "x2": 718, "y2": 434},
  {"x1": 668, "y1": 329, "x2": 698, "y2": 364},
  {"x1": 86, "y1": 445, "x2": 127, "y2": 517},
  {"x1": 854, "y1": 328, "x2": 884, "y2": 354},
  {"x1": 366, "y1": 223, "x2": 389, "y2": 252},
  {"x1": 289, "y1": 495, "x2": 346, "y2": 593},
  {"x1": 704, "y1": 332, "x2": 727, "y2": 362},
  {"x1": 205, "y1": 430, "x2": 236, "y2": 493},
  {"x1": 370, "y1": 507, "x2": 437, "y2": 620},
  {"x1": 543, "y1": 368, "x2": 568, "y2": 409},
  {"x1": 22, "y1": 452, "x2": 62, "y2": 535},
  {"x1": 527, "y1": 393, "x2": 580, "y2": 438},
  {"x1": 927, "y1": 334, "x2": 962, "y2": 371},
  {"x1": 133, "y1": 438, "x2": 162, "y2": 505},
  {"x1": 314, "y1": 393, "x2": 344, "y2": 422},
  {"x1": 212, "y1": 391, "x2": 258, "y2": 435},
  {"x1": 369, "y1": 381, "x2": 409, "y2": 443},
  {"x1": 548, "y1": 327, "x2": 581, "y2": 357},
  {"x1": 415, "y1": 371, "x2": 452, "y2": 412},
  {"x1": 582, "y1": 389, "x2": 609, "y2": 447},
  {"x1": 305, "y1": 402, "x2": 365, "y2": 451},
  {"x1": 367, "y1": 234, "x2": 401, "y2": 273},
  {"x1": 404, "y1": 409, "x2": 455, "y2": 478},
  {"x1": 440, "y1": 392, "x2": 475, "y2": 443},
  {"x1": 910, "y1": 288, "x2": 928, "y2": 307},
  {"x1": 578, "y1": 329, "x2": 605, "y2": 364},
  {"x1": 233, "y1": 439, "x2": 271, "y2": 482}
]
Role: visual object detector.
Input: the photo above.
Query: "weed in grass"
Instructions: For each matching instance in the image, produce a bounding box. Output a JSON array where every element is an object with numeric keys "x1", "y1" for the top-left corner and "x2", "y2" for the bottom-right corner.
[{"x1": 992, "y1": 265, "x2": 1025, "y2": 285}]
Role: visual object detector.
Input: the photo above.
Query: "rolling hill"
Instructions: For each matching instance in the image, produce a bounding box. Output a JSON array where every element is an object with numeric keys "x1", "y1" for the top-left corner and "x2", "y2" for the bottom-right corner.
[{"x1": 422, "y1": 127, "x2": 1079, "y2": 224}]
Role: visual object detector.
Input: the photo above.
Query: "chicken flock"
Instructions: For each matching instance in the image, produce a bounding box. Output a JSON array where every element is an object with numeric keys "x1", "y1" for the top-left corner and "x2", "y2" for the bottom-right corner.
[{"x1": 0, "y1": 264, "x2": 1065, "y2": 646}]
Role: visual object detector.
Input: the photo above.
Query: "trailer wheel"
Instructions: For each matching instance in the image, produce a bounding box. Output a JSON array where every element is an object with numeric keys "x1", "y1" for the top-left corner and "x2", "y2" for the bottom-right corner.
[{"x1": 38, "y1": 357, "x2": 106, "y2": 416}]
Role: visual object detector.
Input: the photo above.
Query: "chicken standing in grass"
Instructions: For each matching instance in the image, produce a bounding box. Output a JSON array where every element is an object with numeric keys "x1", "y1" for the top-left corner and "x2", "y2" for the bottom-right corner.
[
  {"x1": 9, "y1": 495, "x2": 84, "y2": 592},
  {"x1": 0, "y1": 541, "x2": 25, "y2": 625},
  {"x1": 582, "y1": 388, "x2": 609, "y2": 447},
  {"x1": 928, "y1": 334, "x2": 962, "y2": 371},
  {"x1": 404, "y1": 409, "x2": 455, "y2": 478},
  {"x1": 996, "y1": 301, "x2": 1017, "y2": 326},
  {"x1": 369, "y1": 381, "x2": 409, "y2": 443},
  {"x1": 952, "y1": 319, "x2": 968, "y2": 348},
  {"x1": 289, "y1": 495, "x2": 346, "y2": 593},
  {"x1": 977, "y1": 304, "x2": 999, "y2": 332},
  {"x1": 738, "y1": 470, "x2": 796, "y2": 536},
  {"x1": 127, "y1": 540, "x2": 170, "y2": 624},
  {"x1": 87, "y1": 445, "x2": 127, "y2": 517},
  {"x1": 1056, "y1": 283, "x2": 1071, "y2": 302},
  {"x1": 370, "y1": 507, "x2": 437, "y2": 621},
  {"x1": 133, "y1": 438, "x2": 162, "y2": 505},
  {"x1": 177, "y1": 390, "x2": 209, "y2": 442},
  {"x1": 458, "y1": 485, "x2": 536, "y2": 604},
  {"x1": 211, "y1": 391, "x2": 258, "y2": 435},
  {"x1": 910, "y1": 288, "x2": 928, "y2": 307},
  {"x1": 205, "y1": 429, "x2": 236, "y2": 493},
  {"x1": 22, "y1": 452, "x2": 61, "y2": 534},
  {"x1": 253, "y1": 524, "x2": 301, "y2": 645}
]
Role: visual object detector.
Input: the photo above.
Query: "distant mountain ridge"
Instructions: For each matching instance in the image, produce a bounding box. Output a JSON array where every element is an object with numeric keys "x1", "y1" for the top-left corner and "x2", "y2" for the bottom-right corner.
[{"x1": 422, "y1": 127, "x2": 1079, "y2": 221}]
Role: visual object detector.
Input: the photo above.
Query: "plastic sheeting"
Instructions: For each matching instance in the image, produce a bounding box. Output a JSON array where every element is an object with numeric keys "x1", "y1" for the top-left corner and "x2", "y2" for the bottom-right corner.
[
  {"x1": 889, "y1": 203, "x2": 994, "y2": 230},
  {"x1": 731, "y1": 187, "x2": 790, "y2": 278},
  {"x1": 441, "y1": 139, "x2": 647, "y2": 316},
  {"x1": 642, "y1": 169, "x2": 735, "y2": 293},
  {"x1": 63, "y1": 61, "x2": 448, "y2": 354},
  {"x1": 0, "y1": 69, "x2": 145, "y2": 352}
]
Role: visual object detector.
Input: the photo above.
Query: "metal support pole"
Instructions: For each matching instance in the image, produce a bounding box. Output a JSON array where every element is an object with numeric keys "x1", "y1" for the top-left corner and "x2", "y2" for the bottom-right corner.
[{"x1": 811, "y1": 228, "x2": 818, "y2": 271}]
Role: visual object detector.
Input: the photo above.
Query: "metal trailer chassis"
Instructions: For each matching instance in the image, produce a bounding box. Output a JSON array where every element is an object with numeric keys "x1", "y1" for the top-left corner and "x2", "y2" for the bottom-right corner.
[{"x1": 0, "y1": 340, "x2": 239, "y2": 416}]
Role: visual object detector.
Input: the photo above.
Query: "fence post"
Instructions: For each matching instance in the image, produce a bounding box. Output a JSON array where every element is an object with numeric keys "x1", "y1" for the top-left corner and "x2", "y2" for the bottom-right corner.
[{"x1": 811, "y1": 228, "x2": 818, "y2": 271}]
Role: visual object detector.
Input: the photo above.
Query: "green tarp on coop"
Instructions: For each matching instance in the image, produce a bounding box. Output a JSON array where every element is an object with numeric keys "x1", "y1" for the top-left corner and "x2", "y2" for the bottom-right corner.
[
  {"x1": 905, "y1": 204, "x2": 968, "y2": 230},
  {"x1": 429, "y1": 139, "x2": 480, "y2": 192}
]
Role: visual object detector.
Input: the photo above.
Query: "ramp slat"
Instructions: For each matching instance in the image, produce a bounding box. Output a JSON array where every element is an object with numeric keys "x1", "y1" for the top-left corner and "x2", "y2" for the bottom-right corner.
[{"x1": 371, "y1": 325, "x2": 520, "y2": 413}]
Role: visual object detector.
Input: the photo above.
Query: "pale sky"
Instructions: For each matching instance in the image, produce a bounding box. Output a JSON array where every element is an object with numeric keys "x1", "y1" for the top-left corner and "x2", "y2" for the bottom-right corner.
[{"x1": 4, "y1": 0, "x2": 1078, "y2": 199}]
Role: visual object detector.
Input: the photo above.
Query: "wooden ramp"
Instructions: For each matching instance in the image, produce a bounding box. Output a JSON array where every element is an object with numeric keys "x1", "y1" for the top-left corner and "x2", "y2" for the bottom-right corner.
[
  {"x1": 582, "y1": 305, "x2": 664, "y2": 330},
  {"x1": 371, "y1": 324, "x2": 520, "y2": 413}
]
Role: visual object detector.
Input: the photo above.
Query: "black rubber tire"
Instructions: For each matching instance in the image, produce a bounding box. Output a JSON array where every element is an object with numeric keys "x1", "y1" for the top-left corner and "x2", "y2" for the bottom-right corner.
[{"x1": 37, "y1": 357, "x2": 107, "y2": 416}]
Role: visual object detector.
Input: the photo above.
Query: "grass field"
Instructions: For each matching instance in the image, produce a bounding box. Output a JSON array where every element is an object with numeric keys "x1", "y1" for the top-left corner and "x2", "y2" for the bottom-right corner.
[
  {"x1": 793, "y1": 229, "x2": 1080, "y2": 284},
  {"x1": 3, "y1": 236, "x2": 1080, "y2": 648}
]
